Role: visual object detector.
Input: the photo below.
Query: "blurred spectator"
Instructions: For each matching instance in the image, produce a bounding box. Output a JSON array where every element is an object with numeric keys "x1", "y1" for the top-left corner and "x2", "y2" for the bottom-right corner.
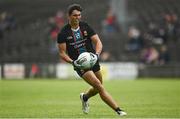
[
  {"x1": 0, "y1": 12, "x2": 17, "y2": 31},
  {"x1": 30, "y1": 63, "x2": 39, "y2": 78},
  {"x1": 126, "y1": 26, "x2": 144, "y2": 52},
  {"x1": 146, "y1": 22, "x2": 168, "y2": 45},
  {"x1": 140, "y1": 46, "x2": 159, "y2": 64},
  {"x1": 0, "y1": 11, "x2": 17, "y2": 40},
  {"x1": 146, "y1": 22, "x2": 160, "y2": 45},
  {"x1": 101, "y1": 7, "x2": 120, "y2": 34},
  {"x1": 156, "y1": 28, "x2": 168, "y2": 44},
  {"x1": 54, "y1": 10, "x2": 65, "y2": 29},
  {"x1": 158, "y1": 45, "x2": 170, "y2": 65},
  {"x1": 48, "y1": 10, "x2": 65, "y2": 41},
  {"x1": 163, "y1": 13, "x2": 180, "y2": 42},
  {"x1": 100, "y1": 51, "x2": 115, "y2": 62},
  {"x1": 48, "y1": 10, "x2": 65, "y2": 54}
]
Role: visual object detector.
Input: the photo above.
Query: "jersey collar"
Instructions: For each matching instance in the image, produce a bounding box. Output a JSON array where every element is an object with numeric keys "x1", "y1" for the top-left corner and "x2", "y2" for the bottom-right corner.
[{"x1": 71, "y1": 26, "x2": 80, "y2": 32}]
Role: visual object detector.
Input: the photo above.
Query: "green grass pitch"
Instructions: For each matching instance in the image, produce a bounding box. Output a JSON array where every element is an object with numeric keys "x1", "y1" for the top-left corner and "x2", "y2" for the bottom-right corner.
[{"x1": 0, "y1": 78, "x2": 180, "y2": 118}]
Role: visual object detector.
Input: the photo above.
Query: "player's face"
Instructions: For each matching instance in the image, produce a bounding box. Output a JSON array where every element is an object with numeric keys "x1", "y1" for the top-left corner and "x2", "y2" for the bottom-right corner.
[{"x1": 69, "y1": 10, "x2": 81, "y2": 26}]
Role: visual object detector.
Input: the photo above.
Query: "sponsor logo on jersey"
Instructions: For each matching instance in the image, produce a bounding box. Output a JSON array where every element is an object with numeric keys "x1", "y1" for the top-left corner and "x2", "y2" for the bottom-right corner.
[{"x1": 67, "y1": 36, "x2": 73, "y2": 40}]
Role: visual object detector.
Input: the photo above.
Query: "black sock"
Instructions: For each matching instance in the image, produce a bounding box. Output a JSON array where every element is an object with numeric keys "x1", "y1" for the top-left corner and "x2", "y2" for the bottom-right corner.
[
  {"x1": 115, "y1": 107, "x2": 122, "y2": 113},
  {"x1": 83, "y1": 94, "x2": 88, "y2": 102}
]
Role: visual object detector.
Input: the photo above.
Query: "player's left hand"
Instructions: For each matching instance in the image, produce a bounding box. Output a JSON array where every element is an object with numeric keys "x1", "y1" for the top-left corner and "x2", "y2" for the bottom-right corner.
[{"x1": 72, "y1": 60, "x2": 83, "y2": 70}]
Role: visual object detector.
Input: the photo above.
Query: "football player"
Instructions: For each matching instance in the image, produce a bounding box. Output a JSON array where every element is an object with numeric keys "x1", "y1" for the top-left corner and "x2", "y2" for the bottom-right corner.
[{"x1": 57, "y1": 3, "x2": 127, "y2": 116}]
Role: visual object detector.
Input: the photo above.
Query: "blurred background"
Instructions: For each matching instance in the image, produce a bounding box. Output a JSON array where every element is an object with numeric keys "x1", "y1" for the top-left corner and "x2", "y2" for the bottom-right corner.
[{"x1": 0, "y1": 0, "x2": 180, "y2": 79}]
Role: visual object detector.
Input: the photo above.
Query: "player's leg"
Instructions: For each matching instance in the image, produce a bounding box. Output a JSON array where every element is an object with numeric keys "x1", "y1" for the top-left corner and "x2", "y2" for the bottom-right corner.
[
  {"x1": 84, "y1": 70, "x2": 103, "y2": 99},
  {"x1": 93, "y1": 70, "x2": 127, "y2": 116},
  {"x1": 82, "y1": 71, "x2": 127, "y2": 116},
  {"x1": 79, "y1": 71, "x2": 102, "y2": 114},
  {"x1": 82, "y1": 71, "x2": 126, "y2": 114}
]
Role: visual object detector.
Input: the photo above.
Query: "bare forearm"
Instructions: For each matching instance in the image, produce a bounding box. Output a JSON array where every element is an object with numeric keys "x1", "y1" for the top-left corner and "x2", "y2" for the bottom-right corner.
[
  {"x1": 91, "y1": 34, "x2": 103, "y2": 56},
  {"x1": 58, "y1": 43, "x2": 73, "y2": 64},
  {"x1": 95, "y1": 41, "x2": 102, "y2": 56},
  {"x1": 59, "y1": 52, "x2": 73, "y2": 64}
]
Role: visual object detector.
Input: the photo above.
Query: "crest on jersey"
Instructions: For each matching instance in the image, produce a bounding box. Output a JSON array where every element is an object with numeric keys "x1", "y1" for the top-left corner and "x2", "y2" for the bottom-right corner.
[
  {"x1": 84, "y1": 31, "x2": 88, "y2": 36},
  {"x1": 75, "y1": 33, "x2": 81, "y2": 39}
]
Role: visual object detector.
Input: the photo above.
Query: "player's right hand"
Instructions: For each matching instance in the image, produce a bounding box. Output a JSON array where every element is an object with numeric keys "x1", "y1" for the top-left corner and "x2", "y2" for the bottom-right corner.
[
  {"x1": 89, "y1": 52, "x2": 98, "y2": 63},
  {"x1": 72, "y1": 60, "x2": 82, "y2": 69}
]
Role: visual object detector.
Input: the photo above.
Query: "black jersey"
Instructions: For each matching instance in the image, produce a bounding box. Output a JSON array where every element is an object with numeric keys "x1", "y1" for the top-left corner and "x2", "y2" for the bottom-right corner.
[{"x1": 57, "y1": 21, "x2": 96, "y2": 60}]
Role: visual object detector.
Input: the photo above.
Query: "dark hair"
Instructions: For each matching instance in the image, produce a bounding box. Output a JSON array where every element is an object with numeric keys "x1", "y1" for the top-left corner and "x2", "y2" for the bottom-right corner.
[{"x1": 67, "y1": 4, "x2": 82, "y2": 15}]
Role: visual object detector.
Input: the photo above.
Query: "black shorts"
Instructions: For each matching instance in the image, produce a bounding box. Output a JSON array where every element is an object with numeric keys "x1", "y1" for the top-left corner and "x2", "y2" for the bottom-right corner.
[{"x1": 75, "y1": 61, "x2": 100, "y2": 77}]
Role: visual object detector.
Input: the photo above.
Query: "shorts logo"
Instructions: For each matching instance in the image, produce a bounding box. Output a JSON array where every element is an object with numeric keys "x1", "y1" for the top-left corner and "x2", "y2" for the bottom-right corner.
[
  {"x1": 67, "y1": 36, "x2": 73, "y2": 40},
  {"x1": 80, "y1": 69, "x2": 85, "y2": 74}
]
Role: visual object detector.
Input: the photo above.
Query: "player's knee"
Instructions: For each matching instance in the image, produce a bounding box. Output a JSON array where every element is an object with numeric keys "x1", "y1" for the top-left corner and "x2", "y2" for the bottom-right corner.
[
  {"x1": 94, "y1": 82, "x2": 104, "y2": 93},
  {"x1": 99, "y1": 78, "x2": 103, "y2": 84}
]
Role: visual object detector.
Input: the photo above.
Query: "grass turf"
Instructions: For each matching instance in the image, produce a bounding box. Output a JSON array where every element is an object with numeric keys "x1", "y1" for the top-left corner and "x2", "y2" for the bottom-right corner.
[{"x1": 0, "y1": 78, "x2": 180, "y2": 118}]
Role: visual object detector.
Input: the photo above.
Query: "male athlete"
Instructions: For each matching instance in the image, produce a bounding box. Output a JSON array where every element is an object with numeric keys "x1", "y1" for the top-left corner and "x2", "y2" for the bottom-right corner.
[{"x1": 57, "y1": 4, "x2": 127, "y2": 116}]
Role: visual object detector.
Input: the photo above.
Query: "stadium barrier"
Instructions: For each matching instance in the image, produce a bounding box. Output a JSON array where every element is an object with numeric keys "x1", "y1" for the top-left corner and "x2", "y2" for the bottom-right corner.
[
  {"x1": 1, "y1": 63, "x2": 180, "y2": 79},
  {"x1": 56, "y1": 62, "x2": 138, "y2": 80},
  {"x1": 0, "y1": 63, "x2": 138, "y2": 79},
  {"x1": 56, "y1": 63, "x2": 79, "y2": 79},
  {"x1": 3, "y1": 64, "x2": 25, "y2": 79},
  {"x1": 100, "y1": 62, "x2": 138, "y2": 80},
  {"x1": 139, "y1": 63, "x2": 180, "y2": 78}
]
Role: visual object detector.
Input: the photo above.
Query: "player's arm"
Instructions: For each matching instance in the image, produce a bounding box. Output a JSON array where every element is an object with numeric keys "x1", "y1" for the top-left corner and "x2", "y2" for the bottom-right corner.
[
  {"x1": 58, "y1": 43, "x2": 73, "y2": 64},
  {"x1": 91, "y1": 34, "x2": 103, "y2": 57}
]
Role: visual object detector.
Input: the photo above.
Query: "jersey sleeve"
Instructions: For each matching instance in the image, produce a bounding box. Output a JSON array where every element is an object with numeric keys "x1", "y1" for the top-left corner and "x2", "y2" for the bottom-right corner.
[
  {"x1": 86, "y1": 23, "x2": 96, "y2": 37},
  {"x1": 57, "y1": 30, "x2": 66, "y2": 44}
]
